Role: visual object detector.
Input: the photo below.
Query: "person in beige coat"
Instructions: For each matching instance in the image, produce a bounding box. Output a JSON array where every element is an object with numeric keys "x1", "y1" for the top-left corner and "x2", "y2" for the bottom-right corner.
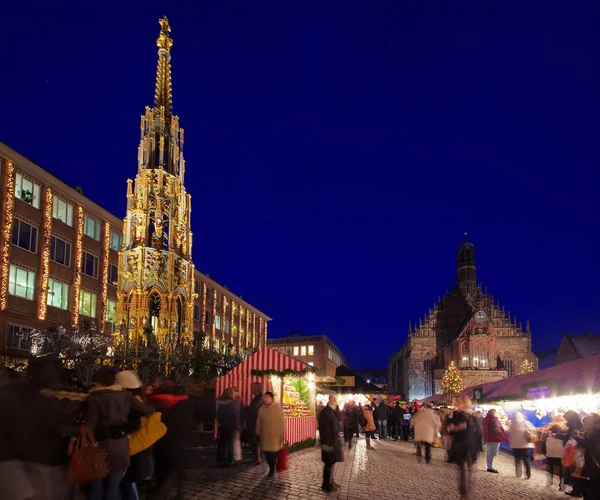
[
  {"x1": 256, "y1": 391, "x2": 285, "y2": 476},
  {"x1": 411, "y1": 404, "x2": 442, "y2": 463}
]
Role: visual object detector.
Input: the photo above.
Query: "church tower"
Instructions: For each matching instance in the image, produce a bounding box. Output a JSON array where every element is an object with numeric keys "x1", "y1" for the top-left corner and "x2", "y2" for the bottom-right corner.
[
  {"x1": 115, "y1": 17, "x2": 195, "y2": 353},
  {"x1": 456, "y1": 235, "x2": 476, "y2": 296}
]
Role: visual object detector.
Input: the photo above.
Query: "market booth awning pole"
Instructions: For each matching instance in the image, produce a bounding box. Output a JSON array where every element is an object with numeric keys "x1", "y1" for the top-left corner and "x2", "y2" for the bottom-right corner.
[{"x1": 215, "y1": 347, "x2": 318, "y2": 446}]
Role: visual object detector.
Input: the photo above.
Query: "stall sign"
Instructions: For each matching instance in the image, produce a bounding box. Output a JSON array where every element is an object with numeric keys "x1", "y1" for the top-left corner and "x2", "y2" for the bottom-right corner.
[{"x1": 526, "y1": 386, "x2": 552, "y2": 400}]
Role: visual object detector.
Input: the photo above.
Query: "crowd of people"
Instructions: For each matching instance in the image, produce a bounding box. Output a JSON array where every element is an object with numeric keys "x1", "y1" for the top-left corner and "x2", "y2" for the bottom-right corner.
[
  {"x1": 2, "y1": 360, "x2": 599, "y2": 500},
  {"x1": 0, "y1": 360, "x2": 202, "y2": 500}
]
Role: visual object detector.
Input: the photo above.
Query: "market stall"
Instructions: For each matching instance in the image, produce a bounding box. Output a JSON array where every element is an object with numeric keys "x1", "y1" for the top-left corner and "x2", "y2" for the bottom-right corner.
[{"x1": 215, "y1": 347, "x2": 317, "y2": 446}]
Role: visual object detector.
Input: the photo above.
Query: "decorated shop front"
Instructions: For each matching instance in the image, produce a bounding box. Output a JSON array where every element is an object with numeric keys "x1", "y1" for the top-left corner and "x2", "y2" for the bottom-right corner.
[{"x1": 215, "y1": 347, "x2": 317, "y2": 446}]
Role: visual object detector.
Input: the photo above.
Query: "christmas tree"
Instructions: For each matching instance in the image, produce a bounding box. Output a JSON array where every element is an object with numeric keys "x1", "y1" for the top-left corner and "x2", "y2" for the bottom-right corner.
[
  {"x1": 441, "y1": 360, "x2": 465, "y2": 394},
  {"x1": 519, "y1": 359, "x2": 533, "y2": 375}
]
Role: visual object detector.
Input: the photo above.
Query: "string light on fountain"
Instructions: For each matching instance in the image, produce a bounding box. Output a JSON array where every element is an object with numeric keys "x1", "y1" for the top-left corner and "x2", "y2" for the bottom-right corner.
[
  {"x1": 0, "y1": 161, "x2": 15, "y2": 310},
  {"x1": 100, "y1": 222, "x2": 110, "y2": 332},
  {"x1": 38, "y1": 187, "x2": 53, "y2": 320},
  {"x1": 72, "y1": 206, "x2": 84, "y2": 325}
]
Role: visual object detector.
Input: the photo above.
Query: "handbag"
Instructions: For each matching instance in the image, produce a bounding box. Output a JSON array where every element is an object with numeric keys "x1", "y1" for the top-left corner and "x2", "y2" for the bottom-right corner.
[
  {"x1": 563, "y1": 439, "x2": 578, "y2": 468},
  {"x1": 67, "y1": 425, "x2": 109, "y2": 485},
  {"x1": 129, "y1": 410, "x2": 167, "y2": 456},
  {"x1": 276, "y1": 447, "x2": 289, "y2": 472}
]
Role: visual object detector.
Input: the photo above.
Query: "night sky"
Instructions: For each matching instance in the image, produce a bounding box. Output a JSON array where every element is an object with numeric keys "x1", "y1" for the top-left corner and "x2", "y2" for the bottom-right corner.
[{"x1": 2, "y1": 2, "x2": 599, "y2": 369}]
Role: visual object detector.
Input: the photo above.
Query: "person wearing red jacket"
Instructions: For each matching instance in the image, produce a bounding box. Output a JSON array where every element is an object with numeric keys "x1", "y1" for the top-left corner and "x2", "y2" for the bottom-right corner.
[{"x1": 483, "y1": 408, "x2": 509, "y2": 473}]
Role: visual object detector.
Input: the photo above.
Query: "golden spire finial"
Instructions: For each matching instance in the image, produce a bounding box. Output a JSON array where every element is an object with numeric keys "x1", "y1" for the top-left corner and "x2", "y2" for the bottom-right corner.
[
  {"x1": 157, "y1": 16, "x2": 173, "y2": 53},
  {"x1": 154, "y1": 15, "x2": 173, "y2": 112}
]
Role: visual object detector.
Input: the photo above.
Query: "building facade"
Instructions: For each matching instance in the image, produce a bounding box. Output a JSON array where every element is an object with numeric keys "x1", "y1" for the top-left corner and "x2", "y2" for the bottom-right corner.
[
  {"x1": 267, "y1": 333, "x2": 347, "y2": 377},
  {"x1": 389, "y1": 240, "x2": 538, "y2": 401},
  {"x1": 555, "y1": 333, "x2": 600, "y2": 366},
  {"x1": 0, "y1": 18, "x2": 269, "y2": 358}
]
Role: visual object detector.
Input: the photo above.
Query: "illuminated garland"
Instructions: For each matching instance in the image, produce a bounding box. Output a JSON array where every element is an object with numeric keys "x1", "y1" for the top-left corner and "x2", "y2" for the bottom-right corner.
[
  {"x1": 100, "y1": 222, "x2": 110, "y2": 332},
  {"x1": 201, "y1": 281, "x2": 207, "y2": 339},
  {"x1": 0, "y1": 161, "x2": 15, "y2": 310},
  {"x1": 251, "y1": 368, "x2": 323, "y2": 378},
  {"x1": 211, "y1": 288, "x2": 216, "y2": 342},
  {"x1": 38, "y1": 187, "x2": 53, "y2": 319},
  {"x1": 72, "y1": 206, "x2": 84, "y2": 325}
]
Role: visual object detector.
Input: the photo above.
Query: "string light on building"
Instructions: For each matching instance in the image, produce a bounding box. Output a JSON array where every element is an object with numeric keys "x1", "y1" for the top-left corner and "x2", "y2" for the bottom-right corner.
[
  {"x1": 38, "y1": 187, "x2": 53, "y2": 319},
  {"x1": 0, "y1": 161, "x2": 15, "y2": 310},
  {"x1": 441, "y1": 360, "x2": 465, "y2": 394},
  {"x1": 72, "y1": 206, "x2": 84, "y2": 325},
  {"x1": 519, "y1": 359, "x2": 533, "y2": 375},
  {"x1": 100, "y1": 222, "x2": 110, "y2": 332}
]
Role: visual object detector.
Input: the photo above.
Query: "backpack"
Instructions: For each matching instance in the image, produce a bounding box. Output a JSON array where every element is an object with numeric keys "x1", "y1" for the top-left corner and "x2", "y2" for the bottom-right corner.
[{"x1": 359, "y1": 411, "x2": 367, "y2": 427}]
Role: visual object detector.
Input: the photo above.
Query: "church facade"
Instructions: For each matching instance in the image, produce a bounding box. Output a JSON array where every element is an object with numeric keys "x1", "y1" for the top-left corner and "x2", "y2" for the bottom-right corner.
[{"x1": 388, "y1": 241, "x2": 538, "y2": 401}]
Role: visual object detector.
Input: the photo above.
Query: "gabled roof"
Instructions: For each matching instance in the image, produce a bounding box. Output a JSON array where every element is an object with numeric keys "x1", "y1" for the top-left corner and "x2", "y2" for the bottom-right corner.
[{"x1": 567, "y1": 334, "x2": 600, "y2": 358}]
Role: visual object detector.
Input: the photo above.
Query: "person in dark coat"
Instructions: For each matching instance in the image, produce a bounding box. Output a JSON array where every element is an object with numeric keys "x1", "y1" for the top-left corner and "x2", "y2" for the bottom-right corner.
[
  {"x1": 342, "y1": 401, "x2": 359, "y2": 449},
  {"x1": 572, "y1": 414, "x2": 600, "y2": 500},
  {"x1": 215, "y1": 387, "x2": 241, "y2": 467},
  {"x1": 391, "y1": 402, "x2": 403, "y2": 441},
  {"x1": 147, "y1": 383, "x2": 202, "y2": 500},
  {"x1": 246, "y1": 382, "x2": 263, "y2": 464},
  {"x1": 558, "y1": 410, "x2": 584, "y2": 497},
  {"x1": 375, "y1": 400, "x2": 389, "y2": 440},
  {"x1": 318, "y1": 392, "x2": 343, "y2": 493},
  {"x1": 449, "y1": 397, "x2": 479, "y2": 500}
]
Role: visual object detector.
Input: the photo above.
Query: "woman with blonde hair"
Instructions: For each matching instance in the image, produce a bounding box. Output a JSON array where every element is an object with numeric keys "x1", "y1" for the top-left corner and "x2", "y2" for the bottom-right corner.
[{"x1": 448, "y1": 396, "x2": 478, "y2": 500}]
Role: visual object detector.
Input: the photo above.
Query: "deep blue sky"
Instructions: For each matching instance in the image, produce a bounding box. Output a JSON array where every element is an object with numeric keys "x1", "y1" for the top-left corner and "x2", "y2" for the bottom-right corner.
[{"x1": 2, "y1": 2, "x2": 599, "y2": 368}]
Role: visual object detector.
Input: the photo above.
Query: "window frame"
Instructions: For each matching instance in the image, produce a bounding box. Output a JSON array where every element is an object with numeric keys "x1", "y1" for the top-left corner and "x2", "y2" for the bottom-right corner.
[
  {"x1": 15, "y1": 172, "x2": 41, "y2": 209},
  {"x1": 83, "y1": 214, "x2": 101, "y2": 241},
  {"x1": 109, "y1": 230, "x2": 122, "y2": 251},
  {"x1": 79, "y1": 289, "x2": 97, "y2": 318},
  {"x1": 82, "y1": 251, "x2": 99, "y2": 279},
  {"x1": 193, "y1": 305, "x2": 200, "y2": 321},
  {"x1": 50, "y1": 235, "x2": 71, "y2": 267},
  {"x1": 109, "y1": 264, "x2": 118, "y2": 286},
  {"x1": 52, "y1": 196, "x2": 74, "y2": 226},
  {"x1": 47, "y1": 278, "x2": 69, "y2": 310},
  {"x1": 11, "y1": 218, "x2": 38, "y2": 253},
  {"x1": 6, "y1": 323, "x2": 35, "y2": 351},
  {"x1": 215, "y1": 314, "x2": 222, "y2": 330},
  {"x1": 106, "y1": 299, "x2": 116, "y2": 323},
  {"x1": 8, "y1": 264, "x2": 36, "y2": 301}
]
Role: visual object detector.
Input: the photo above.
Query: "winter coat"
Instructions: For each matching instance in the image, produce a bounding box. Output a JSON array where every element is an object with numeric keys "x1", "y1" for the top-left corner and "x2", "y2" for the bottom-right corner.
[
  {"x1": 319, "y1": 405, "x2": 343, "y2": 464},
  {"x1": 411, "y1": 408, "x2": 442, "y2": 444},
  {"x1": 509, "y1": 417, "x2": 535, "y2": 449},
  {"x1": 450, "y1": 411, "x2": 479, "y2": 465},
  {"x1": 575, "y1": 429, "x2": 600, "y2": 480},
  {"x1": 363, "y1": 407, "x2": 376, "y2": 432},
  {"x1": 86, "y1": 385, "x2": 154, "y2": 472},
  {"x1": 375, "y1": 403, "x2": 389, "y2": 422},
  {"x1": 246, "y1": 393, "x2": 263, "y2": 438},
  {"x1": 482, "y1": 413, "x2": 509, "y2": 443},
  {"x1": 343, "y1": 406, "x2": 359, "y2": 434},
  {"x1": 148, "y1": 393, "x2": 201, "y2": 471},
  {"x1": 392, "y1": 405, "x2": 403, "y2": 422},
  {"x1": 256, "y1": 402, "x2": 285, "y2": 453},
  {"x1": 216, "y1": 397, "x2": 241, "y2": 439}
]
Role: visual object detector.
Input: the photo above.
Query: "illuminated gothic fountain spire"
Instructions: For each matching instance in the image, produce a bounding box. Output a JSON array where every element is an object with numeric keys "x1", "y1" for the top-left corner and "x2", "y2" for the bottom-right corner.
[{"x1": 116, "y1": 16, "x2": 194, "y2": 353}]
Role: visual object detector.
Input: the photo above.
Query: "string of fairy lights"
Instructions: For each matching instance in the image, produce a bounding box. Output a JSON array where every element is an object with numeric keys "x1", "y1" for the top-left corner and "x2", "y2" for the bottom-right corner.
[
  {"x1": 0, "y1": 161, "x2": 15, "y2": 311},
  {"x1": 72, "y1": 206, "x2": 84, "y2": 326},
  {"x1": 100, "y1": 221, "x2": 110, "y2": 333},
  {"x1": 38, "y1": 187, "x2": 53, "y2": 320}
]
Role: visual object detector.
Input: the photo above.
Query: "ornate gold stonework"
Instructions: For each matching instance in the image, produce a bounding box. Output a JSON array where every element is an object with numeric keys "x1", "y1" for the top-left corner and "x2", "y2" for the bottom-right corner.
[{"x1": 116, "y1": 17, "x2": 194, "y2": 352}]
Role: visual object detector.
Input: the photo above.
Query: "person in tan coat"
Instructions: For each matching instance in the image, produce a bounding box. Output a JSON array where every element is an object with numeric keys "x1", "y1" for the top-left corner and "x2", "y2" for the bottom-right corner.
[
  {"x1": 411, "y1": 404, "x2": 442, "y2": 463},
  {"x1": 256, "y1": 391, "x2": 285, "y2": 476},
  {"x1": 363, "y1": 405, "x2": 376, "y2": 449}
]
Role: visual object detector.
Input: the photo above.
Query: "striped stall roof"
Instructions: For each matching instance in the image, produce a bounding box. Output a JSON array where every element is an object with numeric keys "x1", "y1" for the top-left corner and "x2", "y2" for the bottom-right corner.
[{"x1": 421, "y1": 354, "x2": 600, "y2": 404}]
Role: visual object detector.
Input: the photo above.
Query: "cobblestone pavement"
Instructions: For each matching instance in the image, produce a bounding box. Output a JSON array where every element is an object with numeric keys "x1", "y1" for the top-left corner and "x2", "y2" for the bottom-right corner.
[{"x1": 141, "y1": 438, "x2": 567, "y2": 499}]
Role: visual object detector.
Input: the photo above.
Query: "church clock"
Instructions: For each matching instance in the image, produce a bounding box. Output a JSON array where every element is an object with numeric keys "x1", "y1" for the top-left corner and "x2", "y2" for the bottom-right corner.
[{"x1": 474, "y1": 310, "x2": 487, "y2": 323}]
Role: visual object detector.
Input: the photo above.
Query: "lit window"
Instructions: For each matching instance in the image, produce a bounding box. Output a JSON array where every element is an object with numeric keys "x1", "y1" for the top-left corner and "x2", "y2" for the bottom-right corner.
[
  {"x1": 224, "y1": 319, "x2": 230, "y2": 334},
  {"x1": 8, "y1": 265, "x2": 35, "y2": 300},
  {"x1": 293, "y1": 346, "x2": 299, "y2": 356},
  {"x1": 109, "y1": 230, "x2": 122, "y2": 251},
  {"x1": 473, "y1": 344, "x2": 489, "y2": 368},
  {"x1": 106, "y1": 299, "x2": 116, "y2": 323},
  {"x1": 214, "y1": 338, "x2": 220, "y2": 352},
  {"x1": 15, "y1": 172, "x2": 40, "y2": 209},
  {"x1": 203, "y1": 335, "x2": 209, "y2": 349},
  {"x1": 308, "y1": 362, "x2": 314, "y2": 367},
  {"x1": 82, "y1": 252, "x2": 99, "y2": 278},
  {"x1": 233, "y1": 325, "x2": 238, "y2": 336},
  {"x1": 11, "y1": 219, "x2": 38, "y2": 253},
  {"x1": 6, "y1": 324, "x2": 34, "y2": 351},
  {"x1": 47, "y1": 279, "x2": 69, "y2": 310},
  {"x1": 300, "y1": 345, "x2": 307, "y2": 356},
  {"x1": 50, "y1": 236, "x2": 71, "y2": 267},
  {"x1": 109, "y1": 264, "x2": 118, "y2": 285},
  {"x1": 193, "y1": 305, "x2": 200, "y2": 321},
  {"x1": 84, "y1": 214, "x2": 101, "y2": 240},
  {"x1": 79, "y1": 290, "x2": 97, "y2": 317},
  {"x1": 286, "y1": 346, "x2": 292, "y2": 356},
  {"x1": 215, "y1": 314, "x2": 221, "y2": 330},
  {"x1": 52, "y1": 197, "x2": 73, "y2": 226},
  {"x1": 308, "y1": 345, "x2": 314, "y2": 356}
]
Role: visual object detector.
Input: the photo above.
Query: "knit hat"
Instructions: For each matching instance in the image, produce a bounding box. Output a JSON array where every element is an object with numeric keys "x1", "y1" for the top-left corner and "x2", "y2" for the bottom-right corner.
[{"x1": 115, "y1": 370, "x2": 142, "y2": 390}]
